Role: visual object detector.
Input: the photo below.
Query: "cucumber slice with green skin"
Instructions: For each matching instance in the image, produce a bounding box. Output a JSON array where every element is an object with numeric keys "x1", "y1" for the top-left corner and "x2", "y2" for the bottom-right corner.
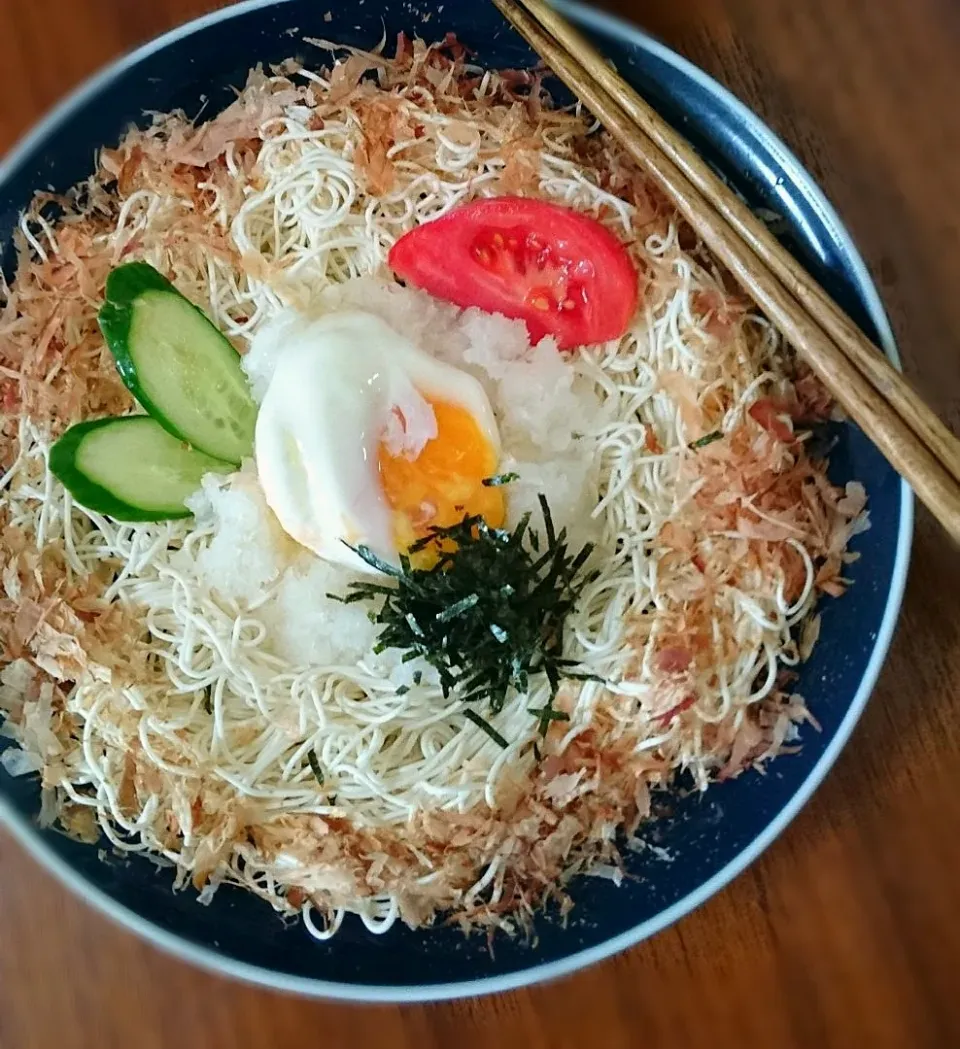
[
  {"x1": 50, "y1": 416, "x2": 229, "y2": 522},
  {"x1": 98, "y1": 262, "x2": 257, "y2": 465}
]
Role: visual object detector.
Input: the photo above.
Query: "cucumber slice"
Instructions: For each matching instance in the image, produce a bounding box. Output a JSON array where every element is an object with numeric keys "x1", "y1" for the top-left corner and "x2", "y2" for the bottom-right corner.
[
  {"x1": 50, "y1": 416, "x2": 229, "y2": 522},
  {"x1": 99, "y1": 263, "x2": 257, "y2": 464}
]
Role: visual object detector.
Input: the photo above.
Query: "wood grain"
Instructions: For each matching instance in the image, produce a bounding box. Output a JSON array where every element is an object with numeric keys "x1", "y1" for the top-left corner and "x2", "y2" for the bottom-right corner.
[{"x1": 1, "y1": 1, "x2": 959, "y2": 1047}]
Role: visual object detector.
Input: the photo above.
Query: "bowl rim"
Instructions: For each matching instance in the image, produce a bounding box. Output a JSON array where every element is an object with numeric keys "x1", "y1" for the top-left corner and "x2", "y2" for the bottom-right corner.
[{"x1": 0, "y1": 0, "x2": 913, "y2": 1004}]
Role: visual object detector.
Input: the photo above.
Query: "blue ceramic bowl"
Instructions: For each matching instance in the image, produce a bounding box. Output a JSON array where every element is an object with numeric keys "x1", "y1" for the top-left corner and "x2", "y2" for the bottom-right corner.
[{"x1": 0, "y1": 0, "x2": 911, "y2": 1001}]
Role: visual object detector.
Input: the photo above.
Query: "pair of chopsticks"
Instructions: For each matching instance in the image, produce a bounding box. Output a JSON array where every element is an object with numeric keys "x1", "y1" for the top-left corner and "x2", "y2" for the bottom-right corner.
[{"x1": 492, "y1": 0, "x2": 960, "y2": 543}]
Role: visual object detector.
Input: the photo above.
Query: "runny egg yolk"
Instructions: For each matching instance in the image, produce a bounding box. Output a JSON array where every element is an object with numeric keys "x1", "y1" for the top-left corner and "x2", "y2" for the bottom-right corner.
[{"x1": 378, "y1": 397, "x2": 504, "y2": 563}]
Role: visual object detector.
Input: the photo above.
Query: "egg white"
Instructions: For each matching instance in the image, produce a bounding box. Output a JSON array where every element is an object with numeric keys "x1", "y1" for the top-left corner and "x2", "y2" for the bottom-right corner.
[{"x1": 252, "y1": 309, "x2": 500, "y2": 574}]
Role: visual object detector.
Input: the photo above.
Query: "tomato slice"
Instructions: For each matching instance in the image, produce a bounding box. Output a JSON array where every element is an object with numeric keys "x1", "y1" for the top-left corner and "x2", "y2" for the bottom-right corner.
[{"x1": 388, "y1": 197, "x2": 639, "y2": 350}]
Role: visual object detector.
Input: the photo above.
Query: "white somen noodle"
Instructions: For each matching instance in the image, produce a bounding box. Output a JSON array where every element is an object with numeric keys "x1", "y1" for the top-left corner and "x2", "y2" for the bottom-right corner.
[{"x1": 0, "y1": 37, "x2": 868, "y2": 938}]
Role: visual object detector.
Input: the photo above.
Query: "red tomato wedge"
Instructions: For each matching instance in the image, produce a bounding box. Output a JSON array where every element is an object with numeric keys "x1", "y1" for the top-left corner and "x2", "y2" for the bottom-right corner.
[{"x1": 388, "y1": 197, "x2": 640, "y2": 350}]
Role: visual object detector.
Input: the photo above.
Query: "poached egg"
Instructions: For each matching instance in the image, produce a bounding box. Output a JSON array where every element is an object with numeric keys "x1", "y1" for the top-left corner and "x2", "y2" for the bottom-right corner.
[{"x1": 252, "y1": 309, "x2": 504, "y2": 574}]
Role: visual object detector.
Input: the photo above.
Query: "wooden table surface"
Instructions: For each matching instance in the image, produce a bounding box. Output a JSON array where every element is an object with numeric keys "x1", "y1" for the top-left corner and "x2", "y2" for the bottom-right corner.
[{"x1": 1, "y1": 1, "x2": 958, "y2": 1046}]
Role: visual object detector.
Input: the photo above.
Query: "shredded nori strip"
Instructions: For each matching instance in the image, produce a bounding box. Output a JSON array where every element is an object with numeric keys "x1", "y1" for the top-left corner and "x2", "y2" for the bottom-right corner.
[
  {"x1": 307, "y1": 750, "x2": 325, "y2": 786},
  {"x1": 463, "y1": 709, "x2": 510, "y2": 749},
  {"x1": 334, "y1": 495, "x2": 598, "y2": 744},
  {"x1": 689, "y1": 430, "x2": 723, "y2": 450}
]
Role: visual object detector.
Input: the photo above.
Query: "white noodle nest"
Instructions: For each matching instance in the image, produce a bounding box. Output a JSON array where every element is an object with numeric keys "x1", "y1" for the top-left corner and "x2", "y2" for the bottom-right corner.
[{"x1": 0, "y1": 71, "x2": 817, "y2": 937}]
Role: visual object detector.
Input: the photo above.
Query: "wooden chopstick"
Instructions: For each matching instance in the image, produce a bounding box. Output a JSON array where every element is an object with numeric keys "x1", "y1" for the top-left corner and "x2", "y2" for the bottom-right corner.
[{"x1": 492, "y1": 0, "x2": 960, "y2": 543}]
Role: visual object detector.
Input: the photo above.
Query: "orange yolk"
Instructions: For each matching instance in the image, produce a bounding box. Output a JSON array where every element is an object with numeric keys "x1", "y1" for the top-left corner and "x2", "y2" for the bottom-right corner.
[{"x1": 378, "y1": 398, "x2": 504, "y2": 563}]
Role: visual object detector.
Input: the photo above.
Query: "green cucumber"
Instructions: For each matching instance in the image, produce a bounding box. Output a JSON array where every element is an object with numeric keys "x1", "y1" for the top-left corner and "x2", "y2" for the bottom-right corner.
[
  {"x1": 50, "y1": 416, "x2": 229, "y2": 521},
  {"x1": 98, "y1": 263, "x2": 257, "y2": 464}
]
